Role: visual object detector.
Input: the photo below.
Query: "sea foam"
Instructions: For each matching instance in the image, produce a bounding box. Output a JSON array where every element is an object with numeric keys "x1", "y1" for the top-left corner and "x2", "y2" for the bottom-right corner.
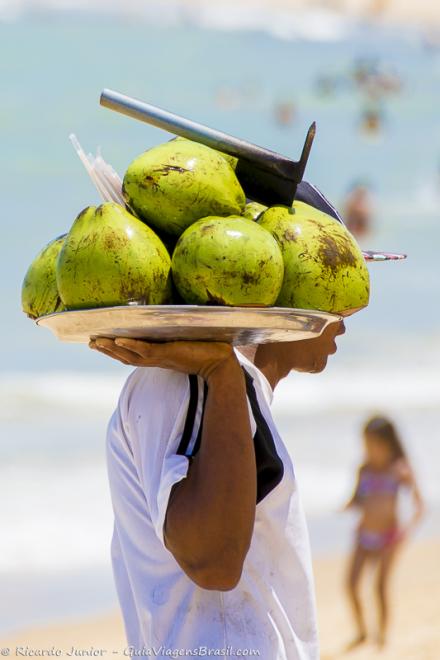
[
  {"x1": 2, "y1": 362, "x2": 439, "y2": 422},
  {"x1": 0, "y1": 0, "x2": 353, "y2": 42}
]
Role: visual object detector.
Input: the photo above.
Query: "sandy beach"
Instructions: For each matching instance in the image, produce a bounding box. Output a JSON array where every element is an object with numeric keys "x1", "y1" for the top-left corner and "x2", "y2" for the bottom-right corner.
[
  {"x1": 178, "y1": 0, "x2": 440, "y2": 29},
  {"x1": 1, "y1": 538, "x2": 438, "y2": 659},
  {"x1": 317, "y1": 539, "x2": 440, "y2": 660}
]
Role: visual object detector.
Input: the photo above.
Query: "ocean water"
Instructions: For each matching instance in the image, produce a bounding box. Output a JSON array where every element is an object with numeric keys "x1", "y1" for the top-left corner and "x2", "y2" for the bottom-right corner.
[{"x1": 1, "y1": 5, "x2": 440, "y2": 635}]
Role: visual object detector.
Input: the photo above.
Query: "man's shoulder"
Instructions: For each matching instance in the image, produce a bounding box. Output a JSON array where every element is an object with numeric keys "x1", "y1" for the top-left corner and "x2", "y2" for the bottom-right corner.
[
  {"x1": 123, "y1": 366, "x2": 188, "y2": 395},
  {"x1": 119, "y1": 367, "x2": 189, "y2": 416}
]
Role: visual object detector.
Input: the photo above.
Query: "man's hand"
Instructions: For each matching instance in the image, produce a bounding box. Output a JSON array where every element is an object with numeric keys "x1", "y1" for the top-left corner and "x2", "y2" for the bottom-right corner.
[{"x1": 90, "y1": 337, "x2": 235, "y2": 382}]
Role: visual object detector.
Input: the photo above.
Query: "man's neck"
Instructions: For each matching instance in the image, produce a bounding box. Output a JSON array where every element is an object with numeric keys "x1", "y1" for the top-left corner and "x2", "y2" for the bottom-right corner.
[
  {"x1": 238, "y1": 344, "x2": 288, "y2": 391},
  {"x1": 236, "y1": 345, "x2": 257, "y2": 363}
]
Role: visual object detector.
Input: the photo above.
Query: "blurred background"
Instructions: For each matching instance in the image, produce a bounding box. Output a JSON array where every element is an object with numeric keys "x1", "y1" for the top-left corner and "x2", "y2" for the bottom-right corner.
[{"x1": 1, "y1": 0, "x2": 439, "y2": 658}]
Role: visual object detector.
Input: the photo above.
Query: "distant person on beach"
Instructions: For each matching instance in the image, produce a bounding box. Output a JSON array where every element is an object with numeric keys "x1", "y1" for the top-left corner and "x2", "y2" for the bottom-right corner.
[
  {"x1": 91, "y1": 315, "x2": 346, "y2": 658},
  {"x1": 214, "y1": 85, "x2": 242, "y2": 111},
  {"x1": 352, "y1": 57, "x2": 402, "y2": 98},
  {"x1": 274, "y1": 101, "x2": 296, "y2": 127},
  {"x1": 344, "y1": 416, "x2": 424, "y2": 649},
  {"x1": 315, "y1": 74, "x2": 338, "y2": 98},
  {"x1": 359, "y1": 104, "x2": 384, "y2": 137},
  {"x1": 343, "y1": 183, "x2": 373, "y2": 240}
]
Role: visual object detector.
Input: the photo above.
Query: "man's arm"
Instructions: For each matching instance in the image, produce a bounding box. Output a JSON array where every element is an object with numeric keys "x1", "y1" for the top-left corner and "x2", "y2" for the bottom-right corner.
[
  {"x1": 164, "y1": 355, "x2": 256, "y2": 590},
  {"x1": 90, "y1": 338, "x2": 257, "y2": 590}
]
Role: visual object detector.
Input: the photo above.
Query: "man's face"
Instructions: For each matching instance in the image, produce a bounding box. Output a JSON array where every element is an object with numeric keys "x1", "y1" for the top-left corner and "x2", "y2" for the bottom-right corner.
[{"x1": 283, "y1": 320, "x2": 345, "y2": 374}]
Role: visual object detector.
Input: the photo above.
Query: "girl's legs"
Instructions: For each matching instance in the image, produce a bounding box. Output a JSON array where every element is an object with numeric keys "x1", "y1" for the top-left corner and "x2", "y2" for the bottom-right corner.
[
  {"x1": 346, "y1": 543, "x2": 369, "y2": 647},
  {"x1": 376, "y1": 545, "x2": 397, "y2": 646}
]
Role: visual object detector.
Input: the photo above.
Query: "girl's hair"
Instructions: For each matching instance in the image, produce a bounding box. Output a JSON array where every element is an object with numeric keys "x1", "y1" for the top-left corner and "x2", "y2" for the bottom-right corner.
[{"x1": 363, "y1": 415, "x2": 406, "y2": 460}]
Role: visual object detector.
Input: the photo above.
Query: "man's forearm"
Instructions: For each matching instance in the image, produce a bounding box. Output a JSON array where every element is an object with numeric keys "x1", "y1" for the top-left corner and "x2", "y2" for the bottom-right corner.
[{"x1": 164, "y1": 356, "x2": 257, "y2": 589}]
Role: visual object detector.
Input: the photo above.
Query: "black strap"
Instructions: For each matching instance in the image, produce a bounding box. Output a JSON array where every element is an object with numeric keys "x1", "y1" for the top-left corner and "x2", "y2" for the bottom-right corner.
[
  {"x1": 192, "y1": 381, "x2": 208, "y2": 456},
  {"x1": 177, "y1": 371, "x2": 284, "y2": 503},
  {"x1": 242, "y1": 369, "x2": 284, "y2": 503},
  {"x1": 176, "y1": 374, "x2": 199, "y2": 455}
]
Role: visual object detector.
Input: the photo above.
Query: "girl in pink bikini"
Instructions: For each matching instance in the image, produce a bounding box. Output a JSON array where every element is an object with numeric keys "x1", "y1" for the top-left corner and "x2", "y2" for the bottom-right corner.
[{"x1": 344, "y1": 415, "x2": 424, "y2": 648}]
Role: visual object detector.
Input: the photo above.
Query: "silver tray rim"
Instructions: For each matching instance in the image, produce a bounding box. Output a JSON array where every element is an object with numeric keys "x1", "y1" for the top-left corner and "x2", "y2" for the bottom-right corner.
[
  {"x1": 36, "y1": 304, "x2": 343, "y2": 345},
  {"x1": 36, "y1": 304, "x2": 342, "y2": 320}
]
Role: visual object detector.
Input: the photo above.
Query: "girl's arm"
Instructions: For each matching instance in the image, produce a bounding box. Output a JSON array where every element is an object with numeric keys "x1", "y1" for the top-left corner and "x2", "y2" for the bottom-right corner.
[
  {"x1": 342, "y1": 467, "x2": 363, "y2": 511},
  {"x1": 398, "y1": 460, "x2": 425, "y2": 536},
  {"x1": 407, "y1": 473, "x2": 425, "y2": 533}
]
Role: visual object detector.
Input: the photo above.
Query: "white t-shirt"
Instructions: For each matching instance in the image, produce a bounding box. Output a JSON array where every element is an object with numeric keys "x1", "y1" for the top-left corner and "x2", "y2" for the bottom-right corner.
[{"x1": 106, "y1": 351, "x2": 318, "y2": 659}]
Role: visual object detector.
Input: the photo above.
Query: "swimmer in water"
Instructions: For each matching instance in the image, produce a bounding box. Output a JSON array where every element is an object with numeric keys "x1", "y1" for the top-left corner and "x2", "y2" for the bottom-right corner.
[{"x1": 343, "y1": 183, "x2": 373, "y2": 240}]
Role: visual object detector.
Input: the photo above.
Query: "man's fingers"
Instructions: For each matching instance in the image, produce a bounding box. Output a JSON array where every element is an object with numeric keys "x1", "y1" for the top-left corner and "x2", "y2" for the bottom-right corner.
[
  {"x1": 93, "y1": 344, "x2": 132, "y2": 365},
  {"x1": 114, "y1": 337, "x2": 163, "y2": 358},
  {"x1": 95, "y1": 339, "x2": 140, "y2": 363},
  {"x1": 92, "y1": 337, "x2": 233, "y2": 374},
  {"x1": 95, "y1": 338, "x2": 161, "y2": 366}
]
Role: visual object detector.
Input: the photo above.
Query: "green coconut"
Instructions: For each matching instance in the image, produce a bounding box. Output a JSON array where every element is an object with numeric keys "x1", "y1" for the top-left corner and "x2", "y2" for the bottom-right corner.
[
  {"x1": 242, "y1": 201, "x2": 268, "y2": 222},
  {"x1": 122, "y1": 140, "x2": 245, "y2": 236},
  {"x1": 57, "y1": 202, "x2": 172, "y2": 309},
  {"x1": 21, "y1": 234, "x2": 66, "y2": 319},
  {"x1": 258, "y1": 201, "x2": 370, "y2": 314},
  {"x1": 171, "y1": 215, "x2": 284, "y2": 306},
  {"x1": 172, "y1": 136, "x2": 238, "y2": 170}
]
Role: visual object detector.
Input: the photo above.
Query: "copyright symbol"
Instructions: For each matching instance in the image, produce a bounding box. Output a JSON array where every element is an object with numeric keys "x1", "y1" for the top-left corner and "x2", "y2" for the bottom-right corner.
[{"x1": 1, "y1": 649, "x2": 10, "y2": 656}]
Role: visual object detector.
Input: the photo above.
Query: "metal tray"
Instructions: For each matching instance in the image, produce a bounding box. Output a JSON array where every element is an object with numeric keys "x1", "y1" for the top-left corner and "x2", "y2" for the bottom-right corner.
[{"x1": 36, "y1": 305, "x2": 342, "y2": 345}]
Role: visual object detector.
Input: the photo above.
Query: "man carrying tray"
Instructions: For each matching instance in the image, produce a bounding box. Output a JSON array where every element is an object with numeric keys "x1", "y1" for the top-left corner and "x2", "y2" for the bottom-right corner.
[
  {"x1": 89, "y1": 98, "x2": 353, "y2": 657},
  {"x1": 91, "y1": 311, "x2": 345, "y2": 658}
]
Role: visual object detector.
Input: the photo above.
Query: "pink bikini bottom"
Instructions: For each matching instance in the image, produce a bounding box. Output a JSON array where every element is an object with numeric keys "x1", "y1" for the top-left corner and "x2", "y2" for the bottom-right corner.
[{"x1": 357, "y1": 527, "x2": 401, "y2": 552}]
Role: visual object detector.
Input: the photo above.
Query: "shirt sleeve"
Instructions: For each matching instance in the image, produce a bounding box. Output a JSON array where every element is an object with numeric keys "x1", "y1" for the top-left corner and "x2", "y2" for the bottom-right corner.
[{"x1": 122, "y1": 367, "x2": 193, "y2": 547}]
